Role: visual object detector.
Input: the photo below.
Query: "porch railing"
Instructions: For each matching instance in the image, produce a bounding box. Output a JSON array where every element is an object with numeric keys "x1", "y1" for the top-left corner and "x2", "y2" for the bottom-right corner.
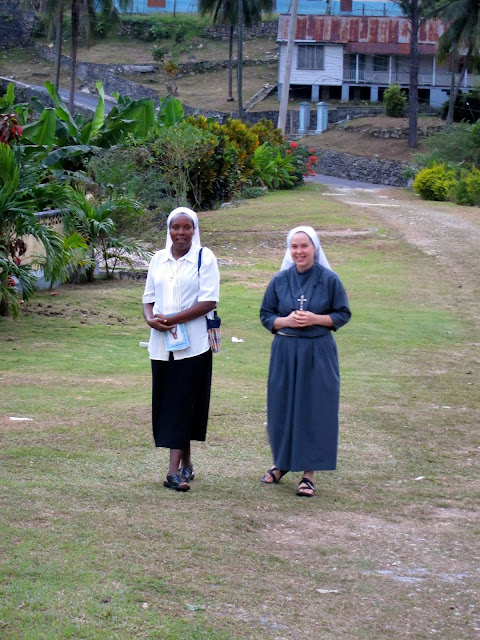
[{"x1": 342, "y1": 69, "x2": 476, "y2": 89}]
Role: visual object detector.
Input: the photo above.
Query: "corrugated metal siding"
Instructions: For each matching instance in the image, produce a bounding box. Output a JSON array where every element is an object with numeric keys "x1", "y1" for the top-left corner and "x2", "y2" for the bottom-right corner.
[{"x1": 278, "y1": 15, "x2": 445, "y2": 52}]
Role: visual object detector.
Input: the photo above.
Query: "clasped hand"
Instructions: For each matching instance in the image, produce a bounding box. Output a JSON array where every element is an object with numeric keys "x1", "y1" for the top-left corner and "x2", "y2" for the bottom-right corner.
[
  {"x1": 148, "y1": 313, "x2": 176, "y2": 332},
  {"x1": 287, "y1": 310, "x2": 315, "y2": 328}
]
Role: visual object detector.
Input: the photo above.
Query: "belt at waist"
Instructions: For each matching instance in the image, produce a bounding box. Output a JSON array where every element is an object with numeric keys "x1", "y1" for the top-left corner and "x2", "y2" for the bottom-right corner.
[{"x1": 277, "y1": 330, "x2": 328, "y2": 339}]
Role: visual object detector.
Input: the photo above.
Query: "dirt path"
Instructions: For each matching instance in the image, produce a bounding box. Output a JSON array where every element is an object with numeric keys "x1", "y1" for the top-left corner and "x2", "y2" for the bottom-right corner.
[{"x1": 309, "y1": 174, "x2": 480, "y2": 298}]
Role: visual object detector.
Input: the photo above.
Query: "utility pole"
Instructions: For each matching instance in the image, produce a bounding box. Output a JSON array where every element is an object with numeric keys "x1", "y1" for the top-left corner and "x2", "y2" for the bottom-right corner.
[
  {"x1": 278, "y1": 0, "x2": 298, "y2": 133},
  {"x1": 237, "y1": 0, "x2": 244, "y2": 120}
]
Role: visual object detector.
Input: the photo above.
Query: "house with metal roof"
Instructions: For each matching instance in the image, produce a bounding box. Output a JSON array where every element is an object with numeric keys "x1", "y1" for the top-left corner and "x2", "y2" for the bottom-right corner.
[
  {"x1": 277, "y1": 14, "x2": 475, "y2": 108},
  {"x1": 122, "y1": 0, "x2": 404, "y2": 16}
]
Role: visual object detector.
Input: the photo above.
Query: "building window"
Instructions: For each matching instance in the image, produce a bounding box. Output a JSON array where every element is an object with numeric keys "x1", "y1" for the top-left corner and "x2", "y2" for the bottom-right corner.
[
  {"x1": 373, "y1": 55, "x2": 389, "y2": 72},
  {"x1": 340, "y1": 0, "x2": 353, "y2": 11},
  {"x1": 297, "y1": 45, "x2": 324, "y2": 70}
]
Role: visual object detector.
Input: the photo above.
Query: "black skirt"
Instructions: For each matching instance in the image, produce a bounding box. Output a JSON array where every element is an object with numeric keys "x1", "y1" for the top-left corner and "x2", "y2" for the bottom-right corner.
[{"x1": 151, "y1": 349, "x2": 212, "y2": 449}]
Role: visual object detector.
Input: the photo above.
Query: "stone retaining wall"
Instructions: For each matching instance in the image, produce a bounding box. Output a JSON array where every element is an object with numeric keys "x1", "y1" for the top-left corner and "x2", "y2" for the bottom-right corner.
[
  {"x1": 204, "y1": 21, "x2": 278, "y2": 40},
  {"x1": 337, "y1": 123, "x2": 444, "y2": 138},
  {"x1": 0, "y1": 1, "x2": 34, "y2": 47},
  {"x1": 119, "y1": 19, "x2": 278, "y2": 41},
  {"x1": 315, "y1": 149, "x2": 409, "y2": 186}
]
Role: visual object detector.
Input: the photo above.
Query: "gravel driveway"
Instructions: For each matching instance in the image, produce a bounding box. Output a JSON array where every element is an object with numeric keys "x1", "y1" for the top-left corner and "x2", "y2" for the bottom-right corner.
[{"x1": 309, "y1": 174, "x2": 480, "y2": 299}]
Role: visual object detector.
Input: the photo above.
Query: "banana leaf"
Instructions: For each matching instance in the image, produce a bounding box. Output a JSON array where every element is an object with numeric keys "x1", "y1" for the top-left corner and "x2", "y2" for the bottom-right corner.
[
  {"x1": 157, "y1": 94, "x2": 184, "y2": 127},
  {"x1": 89, "y1": 81, "x2": 106, "y2": 141},
  {"x1": 45, "y1": 81, "x2": 80, "y2": 140},
  {"x1": 21, "y1": 109, "x2": 57, "y2": 149},
  {"x1": 44, "y1": 145, "x2": 93, "y2": 169}
]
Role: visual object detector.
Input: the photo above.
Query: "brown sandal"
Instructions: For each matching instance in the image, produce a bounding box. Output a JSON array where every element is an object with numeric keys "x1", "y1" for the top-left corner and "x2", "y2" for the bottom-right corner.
[{"x1": 296, "y1": 477, "x2": 315, "y2": 497}]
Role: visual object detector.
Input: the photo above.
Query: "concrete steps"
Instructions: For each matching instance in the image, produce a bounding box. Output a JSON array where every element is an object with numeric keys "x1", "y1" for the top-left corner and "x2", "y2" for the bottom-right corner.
[{"x1": 244, "y1": 83, "x2": 277, "y2": 111}]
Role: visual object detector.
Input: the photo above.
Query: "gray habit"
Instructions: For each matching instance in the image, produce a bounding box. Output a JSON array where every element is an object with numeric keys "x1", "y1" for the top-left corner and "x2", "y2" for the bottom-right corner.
[{"x1": 260, "y1": 264, "x2": 351, "y2": 472}]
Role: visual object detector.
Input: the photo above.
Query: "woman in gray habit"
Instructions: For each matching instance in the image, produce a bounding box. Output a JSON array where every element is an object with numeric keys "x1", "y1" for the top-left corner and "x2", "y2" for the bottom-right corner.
[{"x1": 260, "y1": 226, "x2": 351, "y2": 497}]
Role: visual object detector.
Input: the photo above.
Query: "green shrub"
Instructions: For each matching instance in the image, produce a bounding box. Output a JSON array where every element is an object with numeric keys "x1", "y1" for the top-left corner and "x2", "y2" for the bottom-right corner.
[
  {"x1": 251, "y1": 143, "x2": 296, "y2": 190},
  {"x1": 464, "y1": 167, "x2": 480, "y2": 205},
  {"x1": 249, "y1": 119, "x2": 285, "y2": 146},
  {"x1": 149, "y1": 22, "x2": 170, "y2": 41},
  {"x1": 174, "y1": 24, "x2": 188, "y2": 44},
  {"x1": 453, "y1": 176, "x2": 471, "y2": 205},
  {"x1": 183, "y1": 116, "x2": 241, "y2": 208},
  {"x1": 240, "y1": 186, "x2": 268, "y2": 199},
  {"x1": 87, "y1": 148, "x2": 167, "y2": 235},
  {"x1": 152, "y1": 45, "x2": 168, "y2": 63},
  {"x1": 383, "y1": 84, "x2": 407, "y2": 118},
  {"x1": 413, "y1": 163, "x2": 457, "y2": 201},
  {"x1": 420, "y1": 122, "x2": 480, "y2": 170}
]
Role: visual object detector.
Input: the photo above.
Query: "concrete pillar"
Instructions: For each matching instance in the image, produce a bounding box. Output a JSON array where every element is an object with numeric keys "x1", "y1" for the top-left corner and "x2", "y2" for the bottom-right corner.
[
  {"x1": 341, "y1": 84, "x2": 350, "y2": 102},
  {"x1": 370, "y1": 85, "x2": 379, "y2": 103},
  {"x1": 298, "y1": 102, "x2": 311, "y2": 134},
  {"x1": 311, "y1": 84, "x2": 320, "y2": 102},
  {"x1": 316, "y1": 102, "x2": 328, "y2": 134}
]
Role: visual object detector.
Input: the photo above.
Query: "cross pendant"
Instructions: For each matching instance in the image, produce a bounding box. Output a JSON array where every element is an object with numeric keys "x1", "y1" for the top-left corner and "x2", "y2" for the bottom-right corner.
[{"x1": 297, "y1": 294, "x2": 307, "y2": 311}]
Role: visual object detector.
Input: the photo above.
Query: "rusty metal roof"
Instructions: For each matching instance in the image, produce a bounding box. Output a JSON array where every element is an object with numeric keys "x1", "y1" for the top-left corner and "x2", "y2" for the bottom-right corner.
[{"x1": 278, "y1": 14, "x2": 445, "y2": 54}]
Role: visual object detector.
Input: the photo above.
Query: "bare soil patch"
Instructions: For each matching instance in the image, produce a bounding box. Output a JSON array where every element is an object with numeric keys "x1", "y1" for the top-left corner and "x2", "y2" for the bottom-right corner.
[{"x1": 301, "y1": 116, "x2": 442, "y2": 163}]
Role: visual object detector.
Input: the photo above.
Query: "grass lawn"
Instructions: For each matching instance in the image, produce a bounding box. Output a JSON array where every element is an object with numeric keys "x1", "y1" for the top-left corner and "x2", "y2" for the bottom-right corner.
[{"x1": 1, "y1": 184, "x2": 479, "y2": 639}]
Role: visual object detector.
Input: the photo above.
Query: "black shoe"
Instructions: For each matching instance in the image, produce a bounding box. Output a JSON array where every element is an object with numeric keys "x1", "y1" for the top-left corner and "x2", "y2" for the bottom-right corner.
[
  {"x1": 164, "y1": 473, "x2": 190, "y2": 492},
  {"x1": 180, "y1": 466, "x2": 195, "y2": 482}
]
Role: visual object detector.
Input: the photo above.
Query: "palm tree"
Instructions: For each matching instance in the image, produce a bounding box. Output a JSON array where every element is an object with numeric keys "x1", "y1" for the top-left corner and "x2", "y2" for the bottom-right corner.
[
  {"x1": 42, "y1": 0, "x2": 132, "y2": 114},
  {"x1": 66, "y1": 189, "x2": 145, "y2": 281},
  {"x1": 394, "y1": 0, "x2": 437, "y2": 148},
  {"x1": 433, "y1": 0, "x2": 480, "y2": 126},
  {"x1": 0, "y1": 143, "x2": 65, "y2": 317},
  {"x1": 199, "y1": 0, "x2": 274, "y2": 107}
]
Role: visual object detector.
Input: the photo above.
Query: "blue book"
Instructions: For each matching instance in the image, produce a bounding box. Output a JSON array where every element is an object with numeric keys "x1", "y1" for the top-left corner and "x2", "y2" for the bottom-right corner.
[{"x1": 163, "y1": 322, "x2": 189, "y2": 352}]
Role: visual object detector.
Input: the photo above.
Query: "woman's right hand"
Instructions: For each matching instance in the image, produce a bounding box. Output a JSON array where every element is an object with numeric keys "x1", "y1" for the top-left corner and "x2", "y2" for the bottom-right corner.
[
  {"x1": 147, "y1": 314, "x2": 175, "y2": 332},
  {"x1": 274, "y1": 311, "x2": 301, "y2": 330}
]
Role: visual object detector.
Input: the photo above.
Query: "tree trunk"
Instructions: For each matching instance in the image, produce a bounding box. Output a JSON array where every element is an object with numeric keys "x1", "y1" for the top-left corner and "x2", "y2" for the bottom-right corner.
[
  {"x1": 227, "y1": 25, "x2": 234, "y2": 101},
  {"x1": 446, "y1": 48, "x2": 470, "y2": 127},
  {"x1": 69, "y1": 0, "x2": 80, "y2": 115},
  {"x1": 237, "y1": 0, "x2": 243, "y2": 120},
  {"x1": 55, "y1": 5, "x2": 64, "y2": 91},
  {"x1": 408, "y1": 0, "x2": 419, "y2": 149},
  {"x1": 0, "y1": 270, "x2": 9, "y2": 316}
]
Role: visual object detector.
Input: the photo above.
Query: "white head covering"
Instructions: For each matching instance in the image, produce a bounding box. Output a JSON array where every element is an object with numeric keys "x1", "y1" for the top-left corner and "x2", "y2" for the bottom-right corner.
[
  {"x1": 280, "y1": 226, "x2": 331, "y2": 271},
  {"x1": 165, "y1": 207, "x2": 201, "y2": 252}
]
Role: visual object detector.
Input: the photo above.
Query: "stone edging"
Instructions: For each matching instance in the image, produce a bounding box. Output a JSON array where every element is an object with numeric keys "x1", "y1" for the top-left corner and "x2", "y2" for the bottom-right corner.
[{"x1": 314, "y1": 149, "x2": 409, "y2": 187}]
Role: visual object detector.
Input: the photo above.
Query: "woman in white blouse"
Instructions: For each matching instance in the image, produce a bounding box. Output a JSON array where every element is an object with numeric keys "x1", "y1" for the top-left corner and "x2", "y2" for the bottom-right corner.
[{"x1": 142, "y1": 207, "x2": 220, "y2": 492}]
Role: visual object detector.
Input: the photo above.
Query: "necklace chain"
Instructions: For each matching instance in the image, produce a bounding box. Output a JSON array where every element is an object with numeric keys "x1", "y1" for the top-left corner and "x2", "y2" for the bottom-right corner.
[
  {"x1": 169, "y1": 259, "x2": 184, "y2": 280},
  {"x1": 293, "y1": 268, "x2": 310, "y2": 311}
]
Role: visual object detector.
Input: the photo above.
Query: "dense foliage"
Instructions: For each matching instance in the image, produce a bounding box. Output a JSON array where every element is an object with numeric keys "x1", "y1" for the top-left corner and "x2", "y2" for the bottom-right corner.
[
  {"x1": 383, "y1": 84, "x2": 407, "y2": 118},
  {"x1": 412, "y1": 121, "x2": 480, "y2": 206},
  {"x1": 0, "y1": 80, "x2": 317, "y2": 316}
]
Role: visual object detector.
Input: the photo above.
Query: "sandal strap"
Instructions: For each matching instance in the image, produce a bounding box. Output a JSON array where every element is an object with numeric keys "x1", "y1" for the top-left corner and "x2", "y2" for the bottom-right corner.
[{"x1": 298, "y1": 477, "x2": 314, "y2": 490}]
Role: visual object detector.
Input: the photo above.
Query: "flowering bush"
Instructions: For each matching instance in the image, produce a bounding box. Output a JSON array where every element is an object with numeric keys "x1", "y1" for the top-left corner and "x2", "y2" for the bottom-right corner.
[
  {"x1": 283, "y1": 141, "x2": 318, "y2": 187},
  {"x1": 0, "y1": 113, "x2": 23, "y2": 144}
]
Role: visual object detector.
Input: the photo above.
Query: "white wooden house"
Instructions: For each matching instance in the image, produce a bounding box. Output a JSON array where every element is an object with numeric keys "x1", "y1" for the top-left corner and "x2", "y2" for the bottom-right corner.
[{"x1": 277, "y1": 14, "x2": 477, "y2": 108}]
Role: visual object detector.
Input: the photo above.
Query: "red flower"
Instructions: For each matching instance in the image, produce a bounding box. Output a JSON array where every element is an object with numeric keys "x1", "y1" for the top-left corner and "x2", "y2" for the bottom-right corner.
[
  {"x1": 309, "y1": 147, "x2": 315, "y2": 153},
  {"x1": 289, "y1": 141, "x2": 298, "y2": 149},
  {"x1": 286, "y1": 149, "x2": 291, "y2": 154}
]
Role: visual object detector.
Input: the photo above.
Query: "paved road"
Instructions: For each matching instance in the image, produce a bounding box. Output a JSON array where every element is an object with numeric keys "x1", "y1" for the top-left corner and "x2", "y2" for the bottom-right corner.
[
  {"x1": 307, "y1": 173, "x2": 391, "y2": 191},
  {"x1": 4, "y1": 78, "x2": 118, "y2": 113}
]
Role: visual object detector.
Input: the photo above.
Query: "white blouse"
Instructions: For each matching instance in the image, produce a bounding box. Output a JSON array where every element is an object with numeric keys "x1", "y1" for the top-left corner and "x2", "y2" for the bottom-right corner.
[{"x1": 142, "y1": 242, "x2": 220, "y2": 361}]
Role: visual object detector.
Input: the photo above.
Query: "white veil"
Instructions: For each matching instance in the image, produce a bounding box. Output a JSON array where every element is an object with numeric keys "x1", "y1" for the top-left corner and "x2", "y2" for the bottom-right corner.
[
  {"x1": 165, "y1": 207, "x2": 201, "y2": 252},
  {"x1": 280, "y1": 226, "x2": 331, "y2": 271}
]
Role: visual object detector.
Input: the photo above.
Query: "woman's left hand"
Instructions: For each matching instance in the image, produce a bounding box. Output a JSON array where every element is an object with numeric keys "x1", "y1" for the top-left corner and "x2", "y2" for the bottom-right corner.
[{"x1": 292, "y1": 310, "x2": 316, "y2": 327}]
